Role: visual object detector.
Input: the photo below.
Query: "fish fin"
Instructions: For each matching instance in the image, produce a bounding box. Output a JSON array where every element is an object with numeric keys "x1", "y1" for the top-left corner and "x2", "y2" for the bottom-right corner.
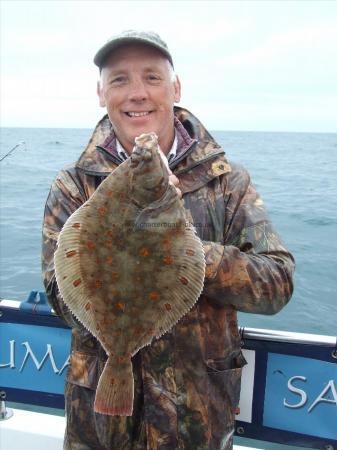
[
  {"x1": 133, "y1": 184, "x2": 178, "y2": 230},
  {"x1": 94, "y1": 355, "x2": 134, "y2": 416},
  {"x1": 128, "y1": 224, "x2": 206, "y2": 350},
  {"x1": 154, "y1": 225, "x2": 206, "y2": 339},
  {"x1": 54, "y1": 205, "x2": 98, "y2": 333}
]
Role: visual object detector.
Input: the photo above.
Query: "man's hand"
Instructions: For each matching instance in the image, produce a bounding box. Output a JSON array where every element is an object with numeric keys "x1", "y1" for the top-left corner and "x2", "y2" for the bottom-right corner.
[
  {"x1": 158, "y1": 148, "x2": 182, "y2": 198},
  {"x1": 169, "y1": 173, "x2": 182, "y2": 198}
]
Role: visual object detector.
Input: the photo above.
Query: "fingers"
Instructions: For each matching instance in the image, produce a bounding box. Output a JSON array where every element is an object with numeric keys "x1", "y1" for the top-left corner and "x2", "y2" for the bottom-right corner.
[
  {"x1": 169, "y1": 174, "x2": 179, "y2": 187},
  {"x1": 158, "y1": 148, "x2": 182, "y2": 198},
  {"x1": 169, "y1": 174, "x2": 182, "y2": 198},
  {"x1": 158, "y1": 149, "x2": 172, "y2": 174},
  {"x1": 175, "y1": 187, "x2": 182, "y2": 199}
]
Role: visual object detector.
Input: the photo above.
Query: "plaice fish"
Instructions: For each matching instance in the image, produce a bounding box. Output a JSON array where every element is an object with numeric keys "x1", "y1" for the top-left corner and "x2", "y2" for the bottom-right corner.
[{"x1": 54, "y1": 132, "x2": 205, "y2": 416}]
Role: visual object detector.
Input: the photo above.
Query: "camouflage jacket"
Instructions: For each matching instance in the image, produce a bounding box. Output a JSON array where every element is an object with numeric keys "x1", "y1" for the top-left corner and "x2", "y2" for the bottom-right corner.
[{"x1": 42, "y1": 106, "x2": 294, "y2": 450}]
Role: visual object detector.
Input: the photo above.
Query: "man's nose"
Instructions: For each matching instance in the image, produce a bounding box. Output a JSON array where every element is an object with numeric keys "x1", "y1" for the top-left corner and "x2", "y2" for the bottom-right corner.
[{"x1": 128, "y1": 79, "x2": 148, "y2": 102}]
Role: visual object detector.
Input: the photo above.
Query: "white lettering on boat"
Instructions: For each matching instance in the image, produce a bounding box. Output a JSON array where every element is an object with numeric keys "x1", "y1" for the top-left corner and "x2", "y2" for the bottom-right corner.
[
  {"x1": 284, "y1": 375, "x2": 337, "y2": 412},
  {"x1": 284, "y1": 375, "x2": 307, "y2": 408},
  {"x1": 308, "y1": 380, "x2": 337, "y2": 412},
  {"x1": 0, "y1": 340, "x2": 15, "y2": 368},
  {"x1": 0, "y1": 339, "x2": 69, "y2": 375},
  {"x1": 20, "y1": 342, "x2": 59, "y2": 373},
  {"x1": 58, "y1": 354, "x2": 70, "y2": 375}
]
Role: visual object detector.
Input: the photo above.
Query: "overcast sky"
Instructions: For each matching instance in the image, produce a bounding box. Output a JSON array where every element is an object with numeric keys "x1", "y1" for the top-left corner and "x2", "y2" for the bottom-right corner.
[{"x1": 1, "y1": 0, "x2": 337, "y2": 132}]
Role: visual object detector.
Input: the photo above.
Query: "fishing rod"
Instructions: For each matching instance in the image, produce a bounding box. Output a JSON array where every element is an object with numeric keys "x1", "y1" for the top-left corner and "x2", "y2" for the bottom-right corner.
[{"x1": 0, "y1": 141, "x2": 26, "y2": 162}]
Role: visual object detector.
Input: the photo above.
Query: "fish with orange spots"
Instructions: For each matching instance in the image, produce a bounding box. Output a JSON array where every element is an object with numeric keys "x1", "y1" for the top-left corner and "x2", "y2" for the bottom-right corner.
[{"x1": 54, "y1": 133, "x2": 205, "y2": 417}]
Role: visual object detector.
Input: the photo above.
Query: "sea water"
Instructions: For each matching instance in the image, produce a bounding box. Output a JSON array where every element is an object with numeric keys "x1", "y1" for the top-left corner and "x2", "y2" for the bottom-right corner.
[
  {"x1": 0, "y1": 126, "x2": 336, "y2": 337},
  {"x1": 1, "y1": 126, "x2": 336, "y2": 450}
]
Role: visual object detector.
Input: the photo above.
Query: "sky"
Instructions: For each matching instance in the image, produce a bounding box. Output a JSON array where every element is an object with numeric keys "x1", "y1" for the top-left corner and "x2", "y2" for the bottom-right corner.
[{"x1": 1, "y1": 0, "x2": 337, "y2": 132}]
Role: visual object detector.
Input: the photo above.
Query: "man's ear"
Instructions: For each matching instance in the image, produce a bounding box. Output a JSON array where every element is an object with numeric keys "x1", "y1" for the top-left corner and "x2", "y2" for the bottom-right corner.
[
  {"x1": 173, "y1": 75, "x2": 181, "y2": 103},
  {"x1": 97, "y1": 80, "x2": 106, "y2": 107}
]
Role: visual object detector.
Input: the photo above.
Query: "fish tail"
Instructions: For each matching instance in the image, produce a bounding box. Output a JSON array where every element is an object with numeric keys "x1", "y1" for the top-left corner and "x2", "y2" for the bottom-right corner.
[{"x1": 94, "y1": 355, "x2": 134, "y2": 416}]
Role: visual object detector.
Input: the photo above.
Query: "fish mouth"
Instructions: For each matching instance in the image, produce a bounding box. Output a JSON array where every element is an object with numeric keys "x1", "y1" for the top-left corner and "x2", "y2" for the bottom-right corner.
[
  {"x1": 130, "y1": 133, "x2": 158, "y2": 169},
  {"x1": 130, "y1": 147, "x2": 152, "y2": 169}
]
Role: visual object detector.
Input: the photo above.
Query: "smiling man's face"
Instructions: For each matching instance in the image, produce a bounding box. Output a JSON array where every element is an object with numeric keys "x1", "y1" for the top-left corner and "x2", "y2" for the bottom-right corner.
[{"x1": 97, "y1": 43, "x2": 181, "y2": 155}]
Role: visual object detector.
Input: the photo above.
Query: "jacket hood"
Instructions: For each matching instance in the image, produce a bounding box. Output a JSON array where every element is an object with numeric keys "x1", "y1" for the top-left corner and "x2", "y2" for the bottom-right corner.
[{"x1": 75, "y1": 106, "x2": 231, "y2": 191}]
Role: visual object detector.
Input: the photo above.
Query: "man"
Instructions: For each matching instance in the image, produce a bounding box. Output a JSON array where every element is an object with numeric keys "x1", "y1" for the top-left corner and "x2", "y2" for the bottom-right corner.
[{"x1": 42, "y1": 30, "x2": 294, "y2": 450}]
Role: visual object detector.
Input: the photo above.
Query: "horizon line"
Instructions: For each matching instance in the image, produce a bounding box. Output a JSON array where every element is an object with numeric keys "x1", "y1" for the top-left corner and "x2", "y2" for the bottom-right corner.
[{"x1": 1, "y1": 125, "x2": 336, "y2": 135}]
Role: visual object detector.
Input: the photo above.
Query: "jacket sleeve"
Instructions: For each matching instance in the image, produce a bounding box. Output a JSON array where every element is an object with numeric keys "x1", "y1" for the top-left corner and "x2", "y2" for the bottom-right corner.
[
  {"x1": 42, "y1": 169, "x2": 87, "y2": 328},
  {"x1": 202, "y1": 165, "x2": 295, "y2": 314}
]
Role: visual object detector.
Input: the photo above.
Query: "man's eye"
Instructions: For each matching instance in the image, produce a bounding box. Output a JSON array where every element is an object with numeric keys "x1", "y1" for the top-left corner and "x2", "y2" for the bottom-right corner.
[
  {"x1": 147, "y1": 74, "x2": 160, "y2": 81},
  {"x1": 110, "y1": 76, "x2": 126, "y2": 84}
]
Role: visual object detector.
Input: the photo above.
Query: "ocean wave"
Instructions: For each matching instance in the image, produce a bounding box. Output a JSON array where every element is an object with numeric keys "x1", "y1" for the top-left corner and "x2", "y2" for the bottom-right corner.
[
  {"x1": 303, "y1": 217, "x2": 337, "y2": 226},
  {"x1": 45, "y1": 140, "x2": 64, "y2": 145}
]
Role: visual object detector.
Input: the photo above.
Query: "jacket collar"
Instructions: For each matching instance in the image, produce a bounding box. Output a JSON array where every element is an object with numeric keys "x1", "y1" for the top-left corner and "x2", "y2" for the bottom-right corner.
[
  {"x1": 95, "y1": 115, "x2": 196, "y2": 167},
  {"x1": 75, "y1": 106, "x2": 231, "y2": 191}
]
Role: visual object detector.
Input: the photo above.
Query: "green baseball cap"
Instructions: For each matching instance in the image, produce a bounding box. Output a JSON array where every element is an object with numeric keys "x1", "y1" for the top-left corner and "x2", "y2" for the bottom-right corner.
[{"x1": 94, "y1": 30, "x2": 174, "y2": 69}]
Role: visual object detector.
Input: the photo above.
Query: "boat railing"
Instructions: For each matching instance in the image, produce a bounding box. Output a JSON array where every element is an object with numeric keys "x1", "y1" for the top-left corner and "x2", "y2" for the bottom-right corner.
[{"x1": 0, "y1": 292, "x2": 336, "y2": 449}]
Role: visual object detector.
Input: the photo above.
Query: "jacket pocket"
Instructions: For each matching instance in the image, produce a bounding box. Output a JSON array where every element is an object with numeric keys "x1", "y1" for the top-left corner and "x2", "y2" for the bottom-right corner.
[
  {"x1": 66, "y1": 351, "x2": 100, "y2": 390},
  {"x1": 206, "y1": 350, "x2": 247, "y2": 411}
]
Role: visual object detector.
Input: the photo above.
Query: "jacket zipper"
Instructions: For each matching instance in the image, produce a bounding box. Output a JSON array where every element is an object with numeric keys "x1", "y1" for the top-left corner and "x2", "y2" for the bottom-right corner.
[
  {"x1": 174, "y1": 149, "x2": 225, "y2": 175},
  {"x1": 169, "y1": 140, "x2": 197, "y2": 170},
  {"x1": 96, "y1": 145, "x2": 123, "y2": 166}
]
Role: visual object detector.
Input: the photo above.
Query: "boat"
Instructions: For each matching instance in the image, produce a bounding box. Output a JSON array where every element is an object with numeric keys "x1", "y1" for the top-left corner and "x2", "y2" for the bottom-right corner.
[{"x1": 1, "y1": 291, "x2": 336, "y2": 449}]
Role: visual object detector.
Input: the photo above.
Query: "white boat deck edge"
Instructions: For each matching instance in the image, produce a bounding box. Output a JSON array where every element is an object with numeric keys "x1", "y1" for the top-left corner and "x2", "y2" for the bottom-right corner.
[
  {"x1": 0, "y1": 408, "x2": 260, "y2": 450},
  {"x1": 0, "y1": 408, "x2": 65, "y2": 450}
]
